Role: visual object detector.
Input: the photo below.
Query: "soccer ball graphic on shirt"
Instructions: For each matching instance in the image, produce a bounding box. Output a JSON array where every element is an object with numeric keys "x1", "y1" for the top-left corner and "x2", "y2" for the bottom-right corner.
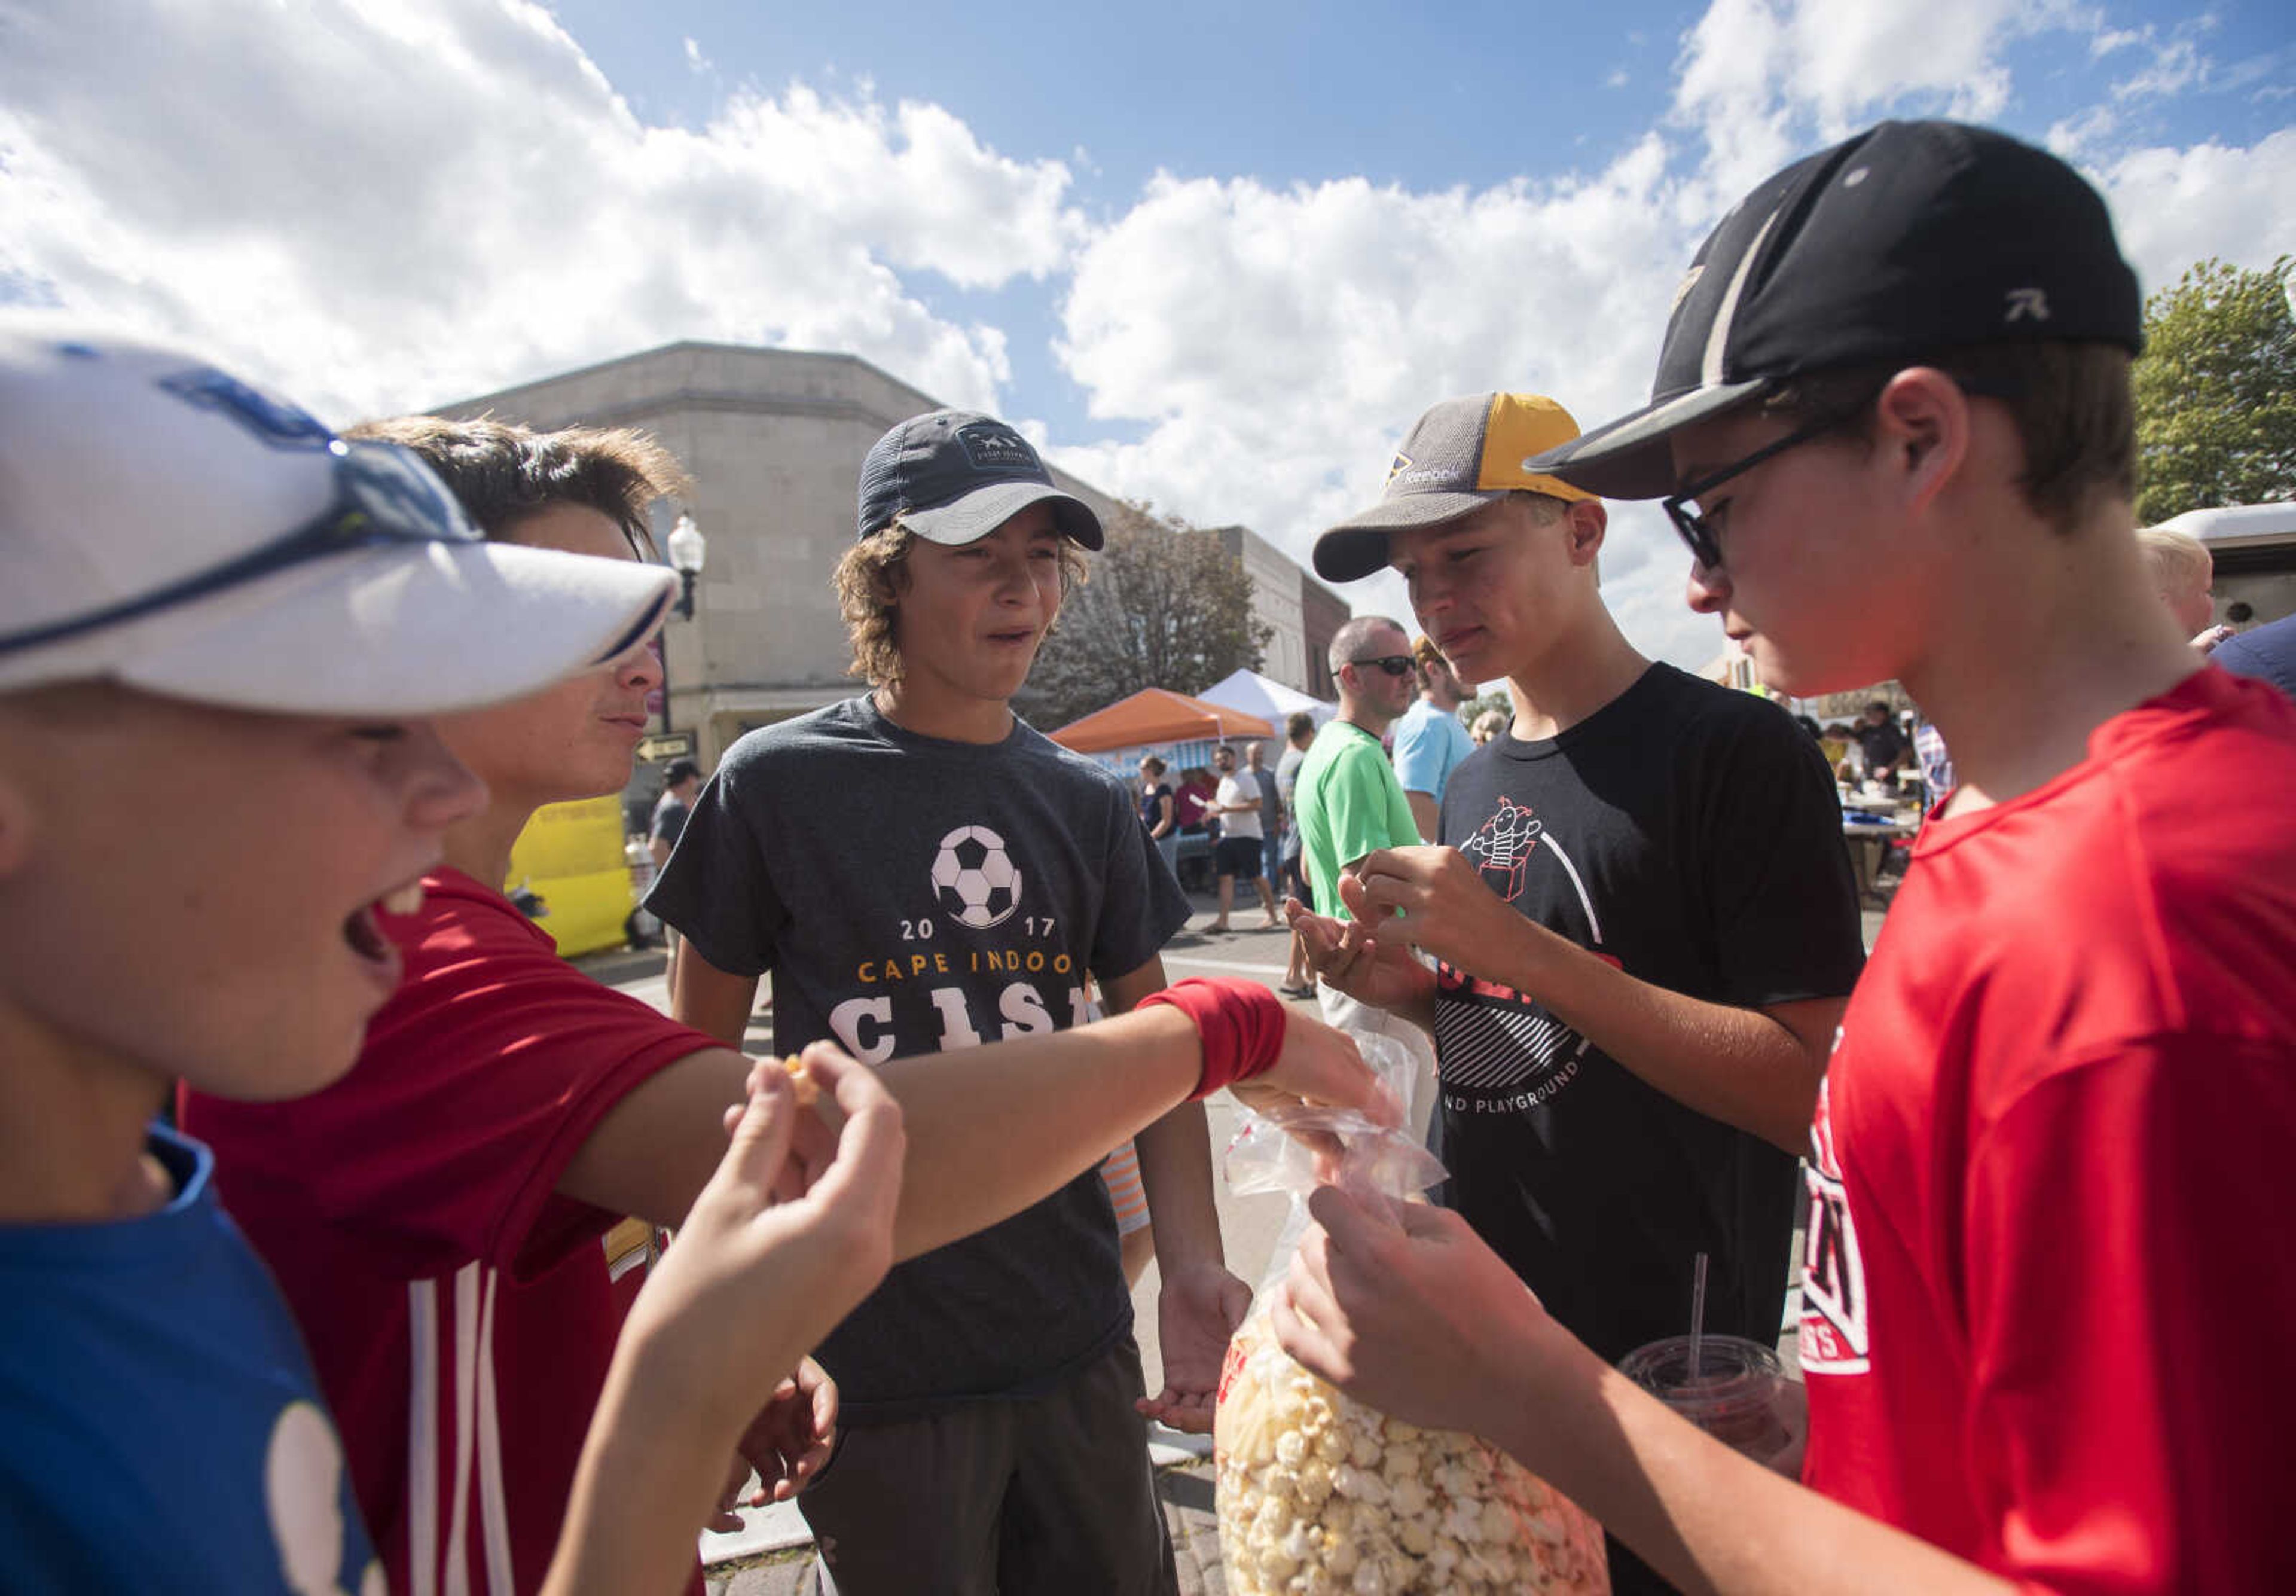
[{"x1": 930, "y1": 825, "x2": 1023, "y2": 929}]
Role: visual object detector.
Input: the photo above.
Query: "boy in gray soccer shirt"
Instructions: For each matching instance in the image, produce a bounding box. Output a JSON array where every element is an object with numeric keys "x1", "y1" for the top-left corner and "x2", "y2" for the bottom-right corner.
[{"x1": 649, "y1": 409, "x2": 1228, "y2": 1596}]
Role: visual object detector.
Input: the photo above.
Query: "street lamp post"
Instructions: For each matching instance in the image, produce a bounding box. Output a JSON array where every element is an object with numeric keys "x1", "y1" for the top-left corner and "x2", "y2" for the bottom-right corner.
[
  {"x1": 667, "y1": 512, "x2": 706, "y2": 621},
  {"x1": 658, "y1": 513, "x2": 707, "y2": 734}
]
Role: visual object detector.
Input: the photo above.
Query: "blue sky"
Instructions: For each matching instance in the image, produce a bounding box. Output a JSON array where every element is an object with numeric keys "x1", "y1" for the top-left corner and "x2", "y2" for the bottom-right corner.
[{"x1": 4, "y1": 0, "x2": 2292, "y2": 673}]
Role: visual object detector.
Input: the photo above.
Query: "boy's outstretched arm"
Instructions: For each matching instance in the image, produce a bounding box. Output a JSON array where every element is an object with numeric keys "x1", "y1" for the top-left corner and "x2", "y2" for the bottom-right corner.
[
  {"x1": 544, "y1": 1049, "x2": 903, "y2": 1596},
  {"x1": 1102, "y1": 957, "x2": 1250, "y2": 1435},
  {"x1": 637, "y1": 943, "x2": 1388, "y2": 1267},
  {"x1": 1273, "y1": 1187, "x2": 2012, "y2": 1596},
  {"x1": 868, "y1": 984, "x2": 1383, "y2": 1263}
]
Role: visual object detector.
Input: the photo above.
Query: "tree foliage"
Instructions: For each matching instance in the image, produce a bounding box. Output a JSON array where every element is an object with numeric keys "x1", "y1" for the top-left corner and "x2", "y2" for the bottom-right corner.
[
  {"x1": 1024, "y1": 501, "x2": 1271, "y2": 731},
  {"x1": 2132, "y1": 255, "x2": 2296, "y2": 525}
]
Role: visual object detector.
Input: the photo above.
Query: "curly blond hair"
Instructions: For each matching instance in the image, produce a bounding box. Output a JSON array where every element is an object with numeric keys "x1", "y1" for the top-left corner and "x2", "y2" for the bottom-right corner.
[{"x1": 832, "y1": 520, "x2": 1090, "y2": 687}]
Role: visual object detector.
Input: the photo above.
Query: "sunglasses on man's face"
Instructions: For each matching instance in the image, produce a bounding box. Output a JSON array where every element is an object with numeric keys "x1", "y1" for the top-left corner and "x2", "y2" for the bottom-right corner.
[{"x1": 1349, "y1": 655, "x2": 1415, "y2": 678}]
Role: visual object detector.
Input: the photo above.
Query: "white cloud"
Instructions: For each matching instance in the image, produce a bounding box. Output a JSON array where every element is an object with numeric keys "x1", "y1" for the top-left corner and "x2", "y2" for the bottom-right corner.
[
  {"x1": 1670, "y1": 0, "x2": 2075, "y2": 201},
  {"x1": 2090, "y1": 127, "x2": 2296, "y2": 295},
  {"x1": 2049, "y1": 15, "x2": 2233, "y2": 158},
  {"x1": 0, "y1": 0, "x2": 1079, "y2": 420},
  {"x1": 2111, "y1": 33, "x2": 2205, "y2": 100},
  {"x1": 2047, "y1": 104, "x2": 2123, "y2": 154}
]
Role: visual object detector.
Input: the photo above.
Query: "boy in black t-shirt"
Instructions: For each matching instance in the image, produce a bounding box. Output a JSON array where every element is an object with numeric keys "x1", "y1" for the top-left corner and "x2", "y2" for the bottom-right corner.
[
  {"x1": 1295, "y1": 393, "x2": 1864, "y2": 1588},
  {"x1": 652, "y1": 408, "x2": 1230, "y2": 1596}
]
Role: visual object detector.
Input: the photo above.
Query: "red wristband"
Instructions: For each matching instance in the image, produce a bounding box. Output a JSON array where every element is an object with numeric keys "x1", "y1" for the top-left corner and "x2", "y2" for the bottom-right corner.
[{"x1": 1137, "y1": 977, "x2": 1289, "y2": 1100}]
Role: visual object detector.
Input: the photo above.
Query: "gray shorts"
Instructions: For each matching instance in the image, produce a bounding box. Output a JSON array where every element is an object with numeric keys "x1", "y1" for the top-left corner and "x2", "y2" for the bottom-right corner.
[{"x1": 799, "y1": 1336, "x2": 1178, "y2": 1596}]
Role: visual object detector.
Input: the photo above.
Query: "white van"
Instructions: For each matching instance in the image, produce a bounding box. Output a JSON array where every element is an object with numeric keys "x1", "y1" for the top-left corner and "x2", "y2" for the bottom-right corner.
[{"x1": 2155, "y1": 502, "x2": 2296, "y2": 627}]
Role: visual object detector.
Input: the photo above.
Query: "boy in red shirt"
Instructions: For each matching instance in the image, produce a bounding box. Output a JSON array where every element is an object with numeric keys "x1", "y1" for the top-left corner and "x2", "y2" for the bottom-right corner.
[
  {"x1": 185, "y1": 414, "x2": 1379, "y2": 1596},
  {"x1": 1274, "y1": 120, "x2": 2296, "y2": 1593}
]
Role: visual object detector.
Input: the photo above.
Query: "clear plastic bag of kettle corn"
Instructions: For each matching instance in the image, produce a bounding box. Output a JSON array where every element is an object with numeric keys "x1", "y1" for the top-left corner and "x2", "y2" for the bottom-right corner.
[{"x1": 1211, "y1": 1032, "x2": 1608, "y2": 1596}]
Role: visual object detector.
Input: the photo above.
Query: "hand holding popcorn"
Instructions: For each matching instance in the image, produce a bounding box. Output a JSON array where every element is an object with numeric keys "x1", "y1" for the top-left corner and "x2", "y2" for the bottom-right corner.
[{"x1": 1214, "y1": 1310, "x2": 1607, "y2": 1594}]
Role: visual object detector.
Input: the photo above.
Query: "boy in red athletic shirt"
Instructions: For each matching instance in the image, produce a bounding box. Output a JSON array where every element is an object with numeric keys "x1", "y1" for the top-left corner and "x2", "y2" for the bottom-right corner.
[
  {"x1": 1273, "y1": 120, "x2": 2296, "y2": 1594},
  {"x1": 184, "y1": 415, "x2": 1379, "y2": 1596}
]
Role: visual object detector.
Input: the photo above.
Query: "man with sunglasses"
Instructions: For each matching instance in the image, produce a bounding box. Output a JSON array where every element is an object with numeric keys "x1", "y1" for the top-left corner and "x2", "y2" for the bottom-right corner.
[
  {"x1": 1292, "y1": 615, "x2": 1419, "y2": 936},
  {"x1": 1296, "y1": 393, "x2": 1863, "y2": 1591},
  {"x1": 1277, "y1": 123, "x2": 2296, "y2": 1594},
  {"x1": 1289, "y1": 617, "x2": 1438, "y2": 1087}
]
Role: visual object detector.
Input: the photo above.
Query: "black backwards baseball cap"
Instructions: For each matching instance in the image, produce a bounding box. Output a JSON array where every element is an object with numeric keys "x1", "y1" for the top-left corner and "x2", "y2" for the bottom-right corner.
[
  {"x1": 857, "y1": 408, "x2": 1103, "y2": 549},
  {"x1": 1312, "y1": 393, "x2": 1596, "y2": 582},
  {"x1": 1526, "y1": 120, "x2": 2145, "y2": 501}
]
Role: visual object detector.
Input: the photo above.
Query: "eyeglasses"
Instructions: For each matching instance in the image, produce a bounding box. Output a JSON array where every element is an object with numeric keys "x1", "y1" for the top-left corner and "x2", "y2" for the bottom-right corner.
[
  {"x1": 1663, "y1": 373, "x2": 2016, "y2": 571},
  {"x1": 1348, "y1": 655, "x2": 1415, "y2": 678},
  {"x1": 1660, "y1": 409, "x2": 1855, "y2": 572},
  {"x1": 0, "y1": 441, "x2": 484, "y2": 659}
]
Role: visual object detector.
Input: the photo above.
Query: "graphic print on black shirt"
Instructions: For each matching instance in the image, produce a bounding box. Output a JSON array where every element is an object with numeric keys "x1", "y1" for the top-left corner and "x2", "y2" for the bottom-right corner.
[{"x1": 1434, "y1": 795, "x2": 1613, "y2": 1108}]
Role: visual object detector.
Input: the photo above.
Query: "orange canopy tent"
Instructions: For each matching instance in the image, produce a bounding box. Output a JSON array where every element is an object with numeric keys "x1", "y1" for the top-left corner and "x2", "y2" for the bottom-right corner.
[{"x1": 1048, "y1": 688, "x2": 1274, "y2": 754}]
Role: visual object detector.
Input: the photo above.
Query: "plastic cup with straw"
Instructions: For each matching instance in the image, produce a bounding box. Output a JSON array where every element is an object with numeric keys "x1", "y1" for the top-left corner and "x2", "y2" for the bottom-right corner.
[
  {"x1": 1617, "y1": 1249, "x2": 1796, "y2": 1467},
  {"x1": 1687, "y1": 1250, "x2": 1709, "y2": 1381}
]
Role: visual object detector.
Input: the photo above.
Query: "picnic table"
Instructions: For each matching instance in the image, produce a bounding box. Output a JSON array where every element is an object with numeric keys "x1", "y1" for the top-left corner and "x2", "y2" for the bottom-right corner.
[{"x1": 1843, "y1": 804, "x2": 1921, "y2": 904}]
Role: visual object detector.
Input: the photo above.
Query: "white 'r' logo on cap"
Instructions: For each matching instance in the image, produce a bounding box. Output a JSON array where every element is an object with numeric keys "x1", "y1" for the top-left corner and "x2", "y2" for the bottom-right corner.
[{"x1": 2005, "y1": 288, "x2": 2051, "y2": 324}]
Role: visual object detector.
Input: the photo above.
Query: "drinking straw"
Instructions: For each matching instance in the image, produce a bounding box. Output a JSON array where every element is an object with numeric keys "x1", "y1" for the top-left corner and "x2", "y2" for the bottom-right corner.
[{"x1": 1687, "y1": 1251, "x2": 1709, "y2": 1381}]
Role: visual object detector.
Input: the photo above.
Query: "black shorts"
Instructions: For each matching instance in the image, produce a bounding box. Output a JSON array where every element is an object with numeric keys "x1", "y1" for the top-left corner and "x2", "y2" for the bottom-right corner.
[
  {"x1": 796, "y1": 1337, "x2": 1176, "y2": 1596},
  {"x1": 1215, "y1": 835, "x2": 1265, "y2": 879},
  {"x1": 1281, "y1": 853, "x2": 1312, "y2": 910}
]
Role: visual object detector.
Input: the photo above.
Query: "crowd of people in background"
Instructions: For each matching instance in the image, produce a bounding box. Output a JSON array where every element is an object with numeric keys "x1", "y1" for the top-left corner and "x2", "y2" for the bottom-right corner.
[{"x1": 7, "y1": 112, "x2": 2294, "y2": 1596}]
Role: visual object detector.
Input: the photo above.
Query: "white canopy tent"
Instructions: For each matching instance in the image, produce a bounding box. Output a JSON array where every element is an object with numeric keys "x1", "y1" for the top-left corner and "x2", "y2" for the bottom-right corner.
[{"x1": 1196, "y1": 668, "x2": 1338, "y2": 730}]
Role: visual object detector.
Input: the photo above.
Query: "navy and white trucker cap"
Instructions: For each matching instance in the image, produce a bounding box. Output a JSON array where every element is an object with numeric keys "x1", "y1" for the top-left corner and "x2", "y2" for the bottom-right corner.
[{"x1": 856, "y1": 409, "x2": 1103, "y2": 548}]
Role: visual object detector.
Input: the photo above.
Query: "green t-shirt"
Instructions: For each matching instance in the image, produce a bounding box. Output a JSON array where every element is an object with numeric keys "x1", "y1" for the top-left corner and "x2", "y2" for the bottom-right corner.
[{"x1": 1294, "y1": 719, "x2": 1419, "y2": 921}]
